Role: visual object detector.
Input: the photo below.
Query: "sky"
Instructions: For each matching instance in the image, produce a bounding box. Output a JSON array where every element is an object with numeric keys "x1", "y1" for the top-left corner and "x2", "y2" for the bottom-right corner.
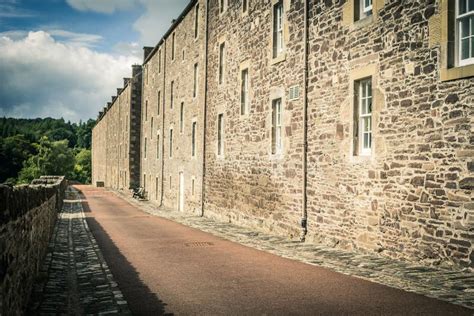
[{"x1": 0, "y1": 0, "x2": 188, "y2": 122}]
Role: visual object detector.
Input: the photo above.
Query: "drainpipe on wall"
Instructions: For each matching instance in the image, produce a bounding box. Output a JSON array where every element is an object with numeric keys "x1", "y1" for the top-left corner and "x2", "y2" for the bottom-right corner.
[
  {"x1": 160, "y1": 41, "x2": 167, "y2": 207},
  {"x1": 300, "y1": 0, "x2": 309, "y2": 242},
  {"x1": 201, "y1": 0, "x2": 210, "y2": 217}
]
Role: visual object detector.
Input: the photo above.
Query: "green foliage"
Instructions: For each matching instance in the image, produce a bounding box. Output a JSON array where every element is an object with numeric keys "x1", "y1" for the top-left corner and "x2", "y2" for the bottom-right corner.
[
  {"x1": 0, "y1": 117, "x2": 96, "y2": 184},
  {"x1": 0, "y1": 134, "x2": 35, "y2": 182},
  {"x1": 18, "y1": 137, "x2": 75, "y2": 184},
  {"x1": 73, "y1": 149, "x2": 92, "y2": 184}
]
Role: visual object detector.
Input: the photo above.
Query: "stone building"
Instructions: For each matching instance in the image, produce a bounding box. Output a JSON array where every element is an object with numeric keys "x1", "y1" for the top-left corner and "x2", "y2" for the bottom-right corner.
[
  {"x1": 140, "y1": 0, "x2": 208, "y2": 214},
  {"x1": 92, "y1": 65, "x2": 142, "y2": 190},
  {"x1": 93, "y1": 0, "x2": 473, "y2": 269}
]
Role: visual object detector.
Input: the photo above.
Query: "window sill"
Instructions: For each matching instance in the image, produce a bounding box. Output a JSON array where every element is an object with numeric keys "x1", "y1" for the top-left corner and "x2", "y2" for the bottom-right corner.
[
  {"x1": 353, "y1": 14, "x2": 373, "y2": 29},
  {"x1": 350, "y1": 154, "x2": 373, "y2": 164},
  {"x1": 270, "y1": 52, "x2": 286, "y2": 66},
  {"x1": 440, "y1": 64, "x2": 474, "y2": 81}
]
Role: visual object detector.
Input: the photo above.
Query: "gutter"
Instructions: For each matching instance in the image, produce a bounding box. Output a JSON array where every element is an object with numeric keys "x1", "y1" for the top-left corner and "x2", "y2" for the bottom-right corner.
[
  {"x1": 201, "y1": 0, "x2": 209, "y2": 217},
  {"x1": 300, "y1": 0, "x2": 309, "y2": 242}
]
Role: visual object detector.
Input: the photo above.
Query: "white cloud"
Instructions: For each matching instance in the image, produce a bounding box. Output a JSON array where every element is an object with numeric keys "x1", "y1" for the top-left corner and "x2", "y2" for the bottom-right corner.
[
  {"x1": 132, "y1": 0, "x2": 189, "y2": 45},
  {"x1": 65, "y1": 0, "x2": 137, "y2": 14},
  {"x1": 0, "y1": 31, "x2": 141, "y2": 122},
  {"x1": 65, "y1": 0, "x2": 189, "y2": 47}
]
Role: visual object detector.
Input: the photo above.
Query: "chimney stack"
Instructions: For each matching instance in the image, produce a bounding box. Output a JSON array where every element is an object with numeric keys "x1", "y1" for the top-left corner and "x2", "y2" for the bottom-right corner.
[{"x1": 143, "y1": 46, "x2": 154, "y2": 61}]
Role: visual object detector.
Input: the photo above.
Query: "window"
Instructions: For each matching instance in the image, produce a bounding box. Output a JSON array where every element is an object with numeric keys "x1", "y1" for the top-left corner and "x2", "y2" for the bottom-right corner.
[
  {"x1": 217, "y1": 114, "x2": 224, "y2": 156},
  {"x1": 355, "y1": 0, "x2": 373, "y2": 21},
  {"x1": 143, "y1": 173, "x2": 146, "y2": 189},
  {"x1": 169, "y1": 128, "x2": 173, "y2": 158},
  {"x1": 243, "y1": 0, "x2": 248, "y2": 13},
  {"x1": 158, "y1": 49, "x2": 162, "y2": 73},
  {"x1": 192, "y1": 178, "x2": 195, "y2": 196},
  {"x1": 145, "y1": 100, "x2": 148, "y2": 121},
  {"x1": 144, "y1": 137, "x2": 147, "y2": 159},
  {"x1": 151, "y1": 117, "x2": 154, "y2": 139},
  {"x1": 354, "y1": 78, "x2": 373, "y2": 156},
  {"x1": 193, "y1": 63, "x2": 198, "y2": 98},
  {"x1": 155, "y1": 177, "x2": 159, "y2": 200},
  {"x1": 220, "y1": 0, "x2": 226, "y2": 13},
  {"x1": 171, "y1": 33, "x2": 176, "y2": 60},
  {"x1": 273, "y1": 1, "x2": 284, "y2": 58},
  {"x1": 241, "y1": 68, "x2": 249, "y2": 115},
  {"x1": 170, "y1": 81, "x2": 174, "y2": 109},
  {"x1": 271, "y1": 98, "x2": 282, "y2": 154},
  {"x1": 194, "y1": 4, "x2": 199, "y2": 38},
  {"x1": 180, "y1": 102, "x2": 184, "y2": 133},
  {"x1": 192, "y1": 121, "x2": 197, "y2": 157},
  {"x1": 219, "y1": 42, "x2": 225, "y2": 84},
  {"x1": 157, "y1": 133, "x2": 160, "y2": 159},
  {"x1": 182, "y1": 49, "x2": 185, "y2": 61},
  {"x1": 169, "y1": 176, "x2": 172, "y2": 189},
  {"x1": 457, "y1": 0, "x2": 474, "y2": 66},
  {"x1": 157, "y1": 91, "x2": 161, "y2": 115},
  {"x1": 145, "y1": 65, "x2": 149, "y2": 85}
]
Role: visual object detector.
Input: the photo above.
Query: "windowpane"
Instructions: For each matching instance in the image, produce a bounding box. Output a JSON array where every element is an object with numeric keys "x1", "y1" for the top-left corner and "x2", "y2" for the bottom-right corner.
[
  {"x1": 461, "y1": 17, "x2": 470, "y2": 37},
  {"x1": 460, "y1": 0, "x2": 467, "y2": 14},
  {"x1": 461, "y1": 38, "x2": 470, "y2": 59},
  {"x1": 472, "y1": 37, "x2": 474, "y2": 57},
  {"x1": 241, "y1": 68, "x2": 248, "y2": 115},
  {"x1": 218, "y1": 114, "x2": 224, "y2": 155},
  {"x1": 469, "y1": 0, "x2": 474, "y2": 11}
]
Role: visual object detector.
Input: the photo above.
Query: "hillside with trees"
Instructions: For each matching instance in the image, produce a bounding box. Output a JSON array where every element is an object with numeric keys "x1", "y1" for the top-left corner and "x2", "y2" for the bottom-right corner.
[{"x1": 0, "y1": 117, "x2": 95, "y2": 185}]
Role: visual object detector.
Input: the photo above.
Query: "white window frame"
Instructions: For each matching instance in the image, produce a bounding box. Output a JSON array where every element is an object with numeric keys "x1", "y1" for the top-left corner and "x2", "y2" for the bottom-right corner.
[
  {"x1": 273, "y1": 1, "x2": 284, "y2": 58},
  {"x1": 171, "y1": 33, "x2": 176, "y2": 61},
  {"x1": 357, "y1": 78, "x2": 373, "y2": 156},
  {"x1": 180, "y1": 102, "x2": 185, "y2": 134},
  {"x1": 157, "y1": 90, "x2": 161, "y2": 115},
  {"x1": 156, "y1": 132, "x2": 160, "y2": 159},
  {"x1": 217, "y1": 113, "x2": 224, "y2": 157},
  {"x1": 192, "y1": 120, "x2": 197, "y2": 157},
  {"x1": 144, "y1": 137, "x2": 147, "y2": 159},
  {"x1": 219, "y1": 42, "x2": 225, "y2": 84},
  {"x1": 271, "y1": 98, "x2": 282, "y2": 155},
  {"x1": 220, "y1": 0, "x2": 227, "y2": 14},
  {"x1": 169, "y1": 128, "x2": 173, "y2": 158},
  {"x1": 193, "y1": 63, "x2": 199, "y2": 98},
  {"x1": 363, "y1": 0, "x2": 373, "y2": 13},
  {"x1": 241, "y1": 68, "x2": 249, "y2": 115},
  {"x1": 170, "y1": 81, "x2": 174, "y2": 109},
  {"x1": 456, "y1": 0, "x2": 474, "y2": 66},
  {"x1": 194, "y1": 4, "x2": 199, "y2": 39}
]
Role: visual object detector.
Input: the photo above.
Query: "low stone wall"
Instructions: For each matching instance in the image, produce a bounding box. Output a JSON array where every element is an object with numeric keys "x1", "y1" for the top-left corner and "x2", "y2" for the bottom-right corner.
[{"x1": 0, "y1": 176, "x2": 67, "y2": 315}]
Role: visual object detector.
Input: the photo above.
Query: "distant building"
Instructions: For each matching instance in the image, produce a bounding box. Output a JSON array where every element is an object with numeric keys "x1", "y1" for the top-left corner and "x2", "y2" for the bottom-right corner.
[{"x1": 92, "y1": 0, "x2": 474, "y2": 269}]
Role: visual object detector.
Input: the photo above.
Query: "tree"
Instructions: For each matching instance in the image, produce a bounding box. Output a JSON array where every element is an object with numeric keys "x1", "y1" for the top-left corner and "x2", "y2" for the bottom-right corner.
[
  {"x1": 0, "y1": 135, "x2": 35, "y2": 183},
  {"x1": 18, "y1": 137, "x2": 75, "y2": 184},
  {"x1": 72, "y1": 149, "x2": 92, "y2": 184}
]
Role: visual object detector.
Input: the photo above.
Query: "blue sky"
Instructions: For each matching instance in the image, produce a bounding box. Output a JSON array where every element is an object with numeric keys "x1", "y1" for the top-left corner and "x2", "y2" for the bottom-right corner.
[{"x1": 0, "y1": 0, "x2": 188, "y2": 122}]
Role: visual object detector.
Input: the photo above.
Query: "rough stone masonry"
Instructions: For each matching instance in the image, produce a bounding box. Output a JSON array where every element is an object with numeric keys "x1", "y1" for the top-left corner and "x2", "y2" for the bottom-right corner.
[{"x1": 92, "y1": 0, "x2": 474, "y2": 270}]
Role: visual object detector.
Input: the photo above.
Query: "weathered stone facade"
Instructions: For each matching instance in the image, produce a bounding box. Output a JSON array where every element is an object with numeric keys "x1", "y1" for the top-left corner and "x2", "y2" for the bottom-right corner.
[
  {"x1": 140, "y1": 0, "x2": 207, "y2": 214},
  {"x1": 0, "y1": 176, "x2": 67, "y2": 315},
  {"x1": 92, "y1": 65, "x2": 142, "y2": 190},
  {"x1": 92, "y1": 0, "x2": 473, "y2": 269}
]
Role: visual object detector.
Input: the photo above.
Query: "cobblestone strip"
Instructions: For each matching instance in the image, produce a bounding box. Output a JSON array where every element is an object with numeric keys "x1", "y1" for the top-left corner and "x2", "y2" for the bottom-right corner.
[
  {"x1": 116, "y1": 190, "x2": 474, "y2": 310},
  {"x1": 29, "y1": 187, "x2": 130, "y2": 315}
]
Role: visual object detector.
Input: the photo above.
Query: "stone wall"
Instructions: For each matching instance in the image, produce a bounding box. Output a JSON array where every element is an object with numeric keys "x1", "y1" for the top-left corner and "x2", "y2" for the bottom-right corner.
[
  {"x1": 92, "y1": 65, "x2": 143, "y2": 190},
  {"x1": 0, "y1": 176, "x2": 67, "y2": 315},
  {"x1": 305, "y1": 0, "x2": 474, "y2": 268},
  {"x1": 141, "y1": 0, "x2": 207, "y2": 215},
  {"x1": 204, "y1": 0, "x2": 306, "y2": 237},
  {"x1": 92, "y1": 0, "x2": 473, "y2": 269}
]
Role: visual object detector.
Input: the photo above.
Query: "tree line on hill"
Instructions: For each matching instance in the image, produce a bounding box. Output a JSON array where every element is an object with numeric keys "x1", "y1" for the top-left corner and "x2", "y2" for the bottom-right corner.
[{"x1": 0, "y1": 117, "x2": 95, "y2": 185}]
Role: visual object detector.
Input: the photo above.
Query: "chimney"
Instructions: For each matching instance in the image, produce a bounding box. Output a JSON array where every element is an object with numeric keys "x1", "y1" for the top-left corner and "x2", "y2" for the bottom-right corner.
[
  {"x1": 143, "y1": 46, "x2": 154, "y2": 61},
  {"x1": 123, "y1": 78, "x2": 131, "y2": 87},
  {"x1": 117, "y1": 88, "x2": 123, "y2": 95},
  {"x1": 132, "y1": 64, "x2": 142, "y2": 77}
]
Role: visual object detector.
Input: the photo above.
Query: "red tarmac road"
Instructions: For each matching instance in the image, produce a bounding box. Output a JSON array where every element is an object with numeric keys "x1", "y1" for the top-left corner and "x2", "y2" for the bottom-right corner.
[{"x1": 77, "y1": 185, "x2": 470, "y2": 315}]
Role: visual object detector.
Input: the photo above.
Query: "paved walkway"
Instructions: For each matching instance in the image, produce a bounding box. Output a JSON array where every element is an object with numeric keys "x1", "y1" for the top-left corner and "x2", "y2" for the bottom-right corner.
[
  {"x1": 115, "y1": 190, "x2": 474, "y2": 311},
  {"x1": 28, "y1": 187, "x2": 129, "y2": 315},
  {"x1": 75, "y1": 185, "x2": 470, "y2": 315}
]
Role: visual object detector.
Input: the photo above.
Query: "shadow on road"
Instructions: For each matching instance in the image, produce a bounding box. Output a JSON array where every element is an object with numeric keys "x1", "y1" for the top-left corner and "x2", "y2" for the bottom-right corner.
[{"x1": 80, "y1": 193, "x2": 171, "y2": 315}]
